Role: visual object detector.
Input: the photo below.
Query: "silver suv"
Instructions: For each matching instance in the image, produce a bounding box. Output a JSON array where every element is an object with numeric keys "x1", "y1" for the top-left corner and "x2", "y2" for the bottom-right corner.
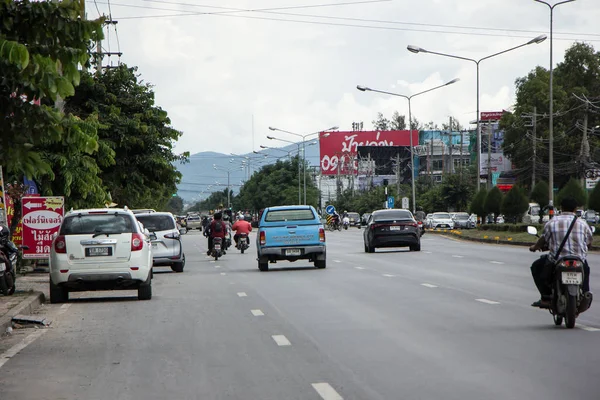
[{"x1": 135, "y1": 212, "x2": 185, "y2": 273}]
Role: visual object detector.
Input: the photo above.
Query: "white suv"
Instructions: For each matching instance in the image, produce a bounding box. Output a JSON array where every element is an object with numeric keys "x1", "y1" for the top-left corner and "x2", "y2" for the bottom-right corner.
[{"x1": 49, "y1": 208, "x2": 153, "y2": 303}]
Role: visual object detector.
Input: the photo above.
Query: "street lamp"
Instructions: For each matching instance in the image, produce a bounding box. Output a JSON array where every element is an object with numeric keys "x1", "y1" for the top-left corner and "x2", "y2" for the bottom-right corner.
[
  {"x1": 213, "y1": 164, "x2": 243, "y2": 209},
  {"x1": 357, "y1": 78, "x2": 460, "y2": 213},
  {"x1": 407, "y1": 34, "x2": 547, "y2": 191},
  {"x1": 269, "y1": 126, "x2": 337, "y2": 204},
  {"x1": 534, "y1": 0, "x2": 575, "y2": 209},
  {"x1": 267, "y1": 136, "x2": 302, "y2": 204}
]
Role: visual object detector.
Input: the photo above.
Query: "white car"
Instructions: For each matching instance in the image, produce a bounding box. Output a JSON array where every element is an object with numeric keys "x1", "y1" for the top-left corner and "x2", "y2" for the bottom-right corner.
[
  {"x1": 430, "y1": 212, "x2": 455, "y2": 230},
  {"x1": 49, "y1": 208, "x2": 153, "y2": 303},
  {"x1": 135, "y1": 212, "x2": 186, "y2": 272}
]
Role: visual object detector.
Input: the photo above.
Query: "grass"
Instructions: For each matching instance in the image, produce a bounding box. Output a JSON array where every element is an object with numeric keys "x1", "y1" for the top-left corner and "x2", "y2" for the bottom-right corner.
[{"x1": 428, "y1": 228, "x2": 537, "y2": 244}]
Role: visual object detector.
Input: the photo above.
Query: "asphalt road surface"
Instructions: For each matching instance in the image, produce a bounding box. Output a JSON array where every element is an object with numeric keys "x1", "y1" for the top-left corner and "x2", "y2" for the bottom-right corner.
[{"x1": 1, "y1": 229, "x2": 600, "y2": 399}]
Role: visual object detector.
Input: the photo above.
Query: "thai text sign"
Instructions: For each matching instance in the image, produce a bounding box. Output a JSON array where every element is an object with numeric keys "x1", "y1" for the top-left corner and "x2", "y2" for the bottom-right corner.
[{"x1": 21, "y1": 196, "x2": 64, "y2": 259}]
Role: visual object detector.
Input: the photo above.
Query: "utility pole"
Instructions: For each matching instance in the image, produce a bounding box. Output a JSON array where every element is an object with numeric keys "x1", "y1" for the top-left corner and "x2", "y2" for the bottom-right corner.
[
  {"x1": 487, "y1": 121, "x2": 492, "y2": 189},
  {"x1": 429, "y1": 140, "x2": 433, "y2": 183},
  {"x1": 448, "y1": 116, "x2": 453, "y2": 174},
  {"x1": 396, "y1": 154, "x2": 401, "y2": 197},
  {"x1": 459, "y1": 130, "x2": 464, "y2": 182},
  {"x1": 532, "y1": 106, "x2": 537, "y2": 188},
  {"x1": 581, "y1": 103, "x2": 589, "y2": 188}
]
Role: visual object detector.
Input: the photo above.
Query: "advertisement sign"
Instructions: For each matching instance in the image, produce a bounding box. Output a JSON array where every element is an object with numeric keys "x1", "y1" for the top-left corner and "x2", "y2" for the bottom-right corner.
[
  {"x1": 480, "y1": 153, "x2": 512, "y2": 175},
  {"x1": 6, "y1": 197, "x2": 23, "y2": 246},
  {"x1": 319, "y1": 130, "x2": 418, "y2": 175},
  {"x1": 480, "y1": 111, "x2": 507, "y2": 121},
  {"x1": 585, "y1": 169, "x2": 600, "y2": 189},
  {"x1": 21, "y1": 196, "x2": 64, "y2": 259}
]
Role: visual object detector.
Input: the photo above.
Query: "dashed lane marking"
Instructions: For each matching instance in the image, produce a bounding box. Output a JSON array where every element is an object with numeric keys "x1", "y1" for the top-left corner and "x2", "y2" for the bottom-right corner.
[
  {"x1": 237, "y1": 292, "x2": 247, "y2": 297},
  {"x1": 382, "y1": 274, "x2": 395, "y2": 277},
  {"x1": 220, "y1": 272, "x2": 227, "y2": 276},
  {"x1": 354, "y1": 267, "x2": 365, "y2": 270},
  {"x1": 421, "y1": 283, "x2": 438, "y2": 288},
  {"x1": 476, "y1": 298, "x2": 500, "y2": 305},
  {"x1": 272, "y1": 335, "x2": 291, "y2": 346},
  {"x1": 452, "y1": 255, "x2": 464, "y2": 258},
  {"x1": 578, "y1": 324, "x2": 600, "y2": 332},
  {"x1": 312, "y1": 383, "x2": 343, "y2": 400},
  {"x1": 334, "y1": 260, "x2": 341, "y2": 263},
  {"x1": 251, "y1": 309, "x2": 264, "y2": 316},
  {"x1": 490, "y1": 261, "x2": 504, "y2": 265}
]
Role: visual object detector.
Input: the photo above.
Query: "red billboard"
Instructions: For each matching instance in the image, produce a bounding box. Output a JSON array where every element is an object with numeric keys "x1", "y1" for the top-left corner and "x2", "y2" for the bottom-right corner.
[
  {"x1": 21, "y1": 196, "x2": 64, "y2": 259},
  {"x1": 480, "y1": 111, "x2": 507, "y2": 121},
  {"x1": 319, "y1": 130, "x2": 418, "y2": 175}
]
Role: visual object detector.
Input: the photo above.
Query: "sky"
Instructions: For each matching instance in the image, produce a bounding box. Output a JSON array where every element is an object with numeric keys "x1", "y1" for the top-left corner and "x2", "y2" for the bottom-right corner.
[{"x1": 89, "y1": 0, "x2": 600, "y2": 157}]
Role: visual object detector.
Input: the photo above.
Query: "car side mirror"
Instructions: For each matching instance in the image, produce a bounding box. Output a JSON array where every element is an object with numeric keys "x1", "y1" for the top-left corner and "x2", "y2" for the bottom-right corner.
[{"x1": 527, "y1": 226, "x2": 538, "y2": 236}]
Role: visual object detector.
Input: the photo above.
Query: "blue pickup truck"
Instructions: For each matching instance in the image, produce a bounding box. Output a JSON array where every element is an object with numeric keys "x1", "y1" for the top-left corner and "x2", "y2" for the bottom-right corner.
[{"x1": 256, "y1": 205, "x2": 326, "y2": 271}]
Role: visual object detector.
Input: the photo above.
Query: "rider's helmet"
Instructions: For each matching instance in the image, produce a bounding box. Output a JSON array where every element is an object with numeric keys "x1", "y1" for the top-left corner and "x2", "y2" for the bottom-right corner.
[
  {"x1": 0, "y1": 225, "x2": 9, "y2": 243},
  {"x1": 237, "y1": 215, "x2": 244, "y2": 220}
]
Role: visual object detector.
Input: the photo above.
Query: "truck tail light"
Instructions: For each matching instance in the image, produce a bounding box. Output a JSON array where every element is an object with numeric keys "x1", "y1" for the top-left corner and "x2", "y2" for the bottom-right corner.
[
  {"x1": 259, "y1": 231, "x2": 266, "y2": 245},
  {"x1": 131, "y1": 233, "x2": 144, "y2": 251},
  {"x1": 54, "y1": 235, "x2": 66, "y2": 254},
  {"x1": 319, "y1": 228, "x2": 326, "y2": 242}
]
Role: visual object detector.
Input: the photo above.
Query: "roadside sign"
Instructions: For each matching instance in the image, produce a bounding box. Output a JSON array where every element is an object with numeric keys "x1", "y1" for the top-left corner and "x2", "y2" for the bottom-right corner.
[
  {"x1": 585, "y1": 169, "x2": 600, "y2": 189},
  {"x1": 387, "y1": 196, "x2": 395, "y2": 209},
  {"x1": 401, "y1": 197, "x2": 409, "y2": 209},
  {"x1": 325, "y1": 205, "x2": 336, "y2": 215},
  {"x1": 21, "y1": 196, "x2": 64, "y2": 259}
]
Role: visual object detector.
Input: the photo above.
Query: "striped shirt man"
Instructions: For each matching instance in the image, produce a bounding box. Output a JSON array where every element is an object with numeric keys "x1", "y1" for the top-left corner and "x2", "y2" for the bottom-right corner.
[{"x1": 543, "y1": 212, "x2": 593, "y2": 261}]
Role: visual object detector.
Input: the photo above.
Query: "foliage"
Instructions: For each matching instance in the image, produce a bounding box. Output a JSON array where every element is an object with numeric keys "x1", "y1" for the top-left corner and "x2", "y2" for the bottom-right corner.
[
  {"x1": 501, "y1": 43, "x2": 600, "y2": 187},
  {"x1": 478, "y1": 223, "x2": 545, "y2": 233},
  {"x1": 371, "y1": 111, "x2": 421, "y2": 130},
  {"x1": 418, "y1": 186, "x2": 446, "y2": 213},
  {"x1": 164, "y1": 196, "x2": 184, "y2": 215},
  {"x1": 588, "y1": 183, "x2": 600, "y2": 211},
  {"x1": 439, "y1": 174, "x2": 474, "y2": 211},
  {"x1": 484, "y1": 187, "x2": 503, "y2": 222},
  {"x1": 501, "y1": 186, "x2": 529, "y2": 224},
  {"x1": 530, "y1": 181, "x2": 549, "y2": 223},
  {"x1": 0, "y1": 0, "x2": 104, "y2": 179},
  {"x1": 64, "y1": 65, "x2": 188, "y2": 210},
  {"x1": 333, "y1": 186, "x2": 388, "y2": 215},
  {"x1": 188, "y1": 190, "x2": 234, "y2": 213},
  {"x1": 556, "y1": 177, "x2": 587, "y2": 208},
  {"x1": 469, "y1": 189, "x2": 488, "y2": 220}
]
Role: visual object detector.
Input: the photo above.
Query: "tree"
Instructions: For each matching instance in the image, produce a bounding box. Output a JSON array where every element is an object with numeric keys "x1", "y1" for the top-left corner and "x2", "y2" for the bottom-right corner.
[
  {"x1": 501, "y1": 186, "x2": 529, "y2": 224},
  {"x1": 372, "y1": 112, "x2": 390, "y2": 131},
  {"x1": 484, "y1": 187, "x2": 503, "y2": 223},
  {"x1": 65, "y1": 65, "x2": 188, "y2": 210},
  {"x1": 390, "y1": 111, "x2": 406, "y2": 130},
  {"x1": 530, "y1": 181, "x2": 549, "y2": 223},
  {"x1": 164, "y1": 196, "x2": 184, "y2": 215},
  {"x1": 188, "y1": 189, "x2": 234, "y2": 213},
  {"x1": 588, "y1": 183, "x2": 600, "y2": 211},
  {"x1": 556, "y1": 177, "x2": 587, "y2": 208},
  {"x1": 439, "y1": 174, "x2": 474, "y2": 211},
  {"x1": 469, "y1": 189, "x2": 487, "y2": 222}
]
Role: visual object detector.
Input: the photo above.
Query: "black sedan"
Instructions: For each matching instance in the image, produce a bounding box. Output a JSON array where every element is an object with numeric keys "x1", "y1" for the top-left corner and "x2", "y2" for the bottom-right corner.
[{"x1": 363, "y1": 209, "x2": 421, "y2": 252}]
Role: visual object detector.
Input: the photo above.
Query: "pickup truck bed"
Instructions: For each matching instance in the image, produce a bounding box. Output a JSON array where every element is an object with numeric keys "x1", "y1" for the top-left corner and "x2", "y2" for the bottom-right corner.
[{"x1": 256, "y1": 205, "x2": 326, "y2": 271}]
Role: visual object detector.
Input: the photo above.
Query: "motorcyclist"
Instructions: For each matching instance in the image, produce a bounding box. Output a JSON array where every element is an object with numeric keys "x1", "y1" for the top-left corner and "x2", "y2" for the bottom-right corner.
[
  {"x1": 232, "y1": 215, "x2": 252, "y2": 247},
  {"x1": 332, "y1": 211, "x2": 341, "y2": 229},
  {"x1": 206, "y1": 212, "x2": 226, "y2": 255},
  {"x1": 529, "y1": 196, "x2": 593, "y2": 308}
]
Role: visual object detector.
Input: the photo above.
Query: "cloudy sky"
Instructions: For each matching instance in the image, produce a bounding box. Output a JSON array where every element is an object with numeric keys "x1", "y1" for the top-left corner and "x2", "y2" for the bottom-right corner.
[{"x1": 90, "y1": 0, "x2": 600, "y2": 156}]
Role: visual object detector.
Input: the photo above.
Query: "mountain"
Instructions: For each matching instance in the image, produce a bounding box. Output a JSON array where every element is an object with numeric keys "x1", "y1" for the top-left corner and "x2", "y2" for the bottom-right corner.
[{"x1": 176, "y1": 143, "x2": 321, "y2": 203}]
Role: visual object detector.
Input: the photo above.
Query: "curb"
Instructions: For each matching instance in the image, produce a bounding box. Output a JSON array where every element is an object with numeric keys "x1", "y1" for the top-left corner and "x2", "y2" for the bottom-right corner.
[{"x1": 0, "y1": 292, "x2": 46, "y2": 333}]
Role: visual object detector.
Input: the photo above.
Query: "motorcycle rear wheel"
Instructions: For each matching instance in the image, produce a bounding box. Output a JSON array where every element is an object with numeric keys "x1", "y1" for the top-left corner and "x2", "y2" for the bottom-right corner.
[
  {"x1": 565, "y1": 294, "x2": 577, "y2": 329},
  {"x1": 0, "y1": 274, "x2": 8, "y2": 296}
]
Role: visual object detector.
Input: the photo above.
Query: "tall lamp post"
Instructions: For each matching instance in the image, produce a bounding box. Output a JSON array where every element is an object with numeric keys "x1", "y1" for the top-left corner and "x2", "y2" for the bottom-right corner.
[
  {"x1": 269, "y1": 126, "x2": 337, "y2": 205},
  {"x1": 534, "y1": 0, "x2": 575, "y2": 209},
  {"x1": 213, "y1": 164, "x2": 243, "y2": 210},
  {"x1": 407, "y1": 35, "x2": 547, "y2": 191},
  {"x1": 357, "y1": 78, "x2": 460, "y2": 213},
  {"x1": 266, "y1": 136, "x2": 302, "y2": 204}
]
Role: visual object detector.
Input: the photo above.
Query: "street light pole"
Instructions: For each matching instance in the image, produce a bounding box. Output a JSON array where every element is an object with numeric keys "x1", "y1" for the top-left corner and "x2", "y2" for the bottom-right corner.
[
  {"x1": 407, "y1": 34, "x2": 547, "y2": 191},
  {"x1": 534, "y1": 0, "x2": 575, "y2": 209},
  {"x1": 267, "y1": 136, "x2": 302, "y2": 204},
  {"x1": 357, "y1": 79, "x2": 460, "y2": 213}
]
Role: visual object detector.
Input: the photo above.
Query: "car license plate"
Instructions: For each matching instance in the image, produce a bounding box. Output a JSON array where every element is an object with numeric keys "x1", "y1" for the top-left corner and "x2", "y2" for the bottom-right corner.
[
  {"x1": 0, "y1": 263, "x2": 5, "y2": 272},
  {"x1": 86, "y1": 247, "x2": 111, "y2": 257},
  {"x1": 286, "y1": 249, "x2": 302, "y2": 256},
  {"x1": 562, "y1": 271, "x2": 582, "y2": 285},
  {"x1": 152, "y1": 243, "x2": 158, "y2": 249},
  {"x1": 390, "y1": 226, "x2": 401, "y2": 231},
  {"x1": 214, "y1": 244, "x2": 221, "y2": 250}
]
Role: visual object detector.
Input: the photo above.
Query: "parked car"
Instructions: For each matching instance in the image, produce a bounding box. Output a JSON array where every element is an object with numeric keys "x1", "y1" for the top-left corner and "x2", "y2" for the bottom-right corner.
[
  {"x1": 186, "y1": 214, "x2": 202, "y2": 230},
  {"x1": 430, "y1": 212, "x2": 454, "y2": 230},
  {"x1": 583, "y1": 210, "x2": 598, "y2": 224},
  {"x1": 363, "y1": 209, "x2": 421, "y2": 252},
  {"x1": 256, "y1": 205, "x2": 326, "y2": 271},
  {"x1": 346, "y1": 212, "x2": 361, "y2": 228},
  {"x1": 424, "y1": 213, "x2": 434, "y2": 229},
  {"x1": 49, "y1": 207, "x2": 153, "y2": 303},
  {"x1": 452, "y1": 212, "x2": 475, "y2": 229},
  {"x1": 361, "y1": 213, "x2": 372, "y2": 226},
  {"x1": 135, "y1": 212, "x2": 186, "y2": 273}
]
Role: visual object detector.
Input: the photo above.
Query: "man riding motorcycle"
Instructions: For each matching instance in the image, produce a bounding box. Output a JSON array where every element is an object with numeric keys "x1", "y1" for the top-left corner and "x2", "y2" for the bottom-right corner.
[
  {"x1": 232, "y1": 215, "x2": 252, "y2": 247},
  {"x1": 206, "y1": 212, "x2": 226, "y2": 256},
  {"x1": 529, "y1": 196, "x2": 593, "y2": 308}
]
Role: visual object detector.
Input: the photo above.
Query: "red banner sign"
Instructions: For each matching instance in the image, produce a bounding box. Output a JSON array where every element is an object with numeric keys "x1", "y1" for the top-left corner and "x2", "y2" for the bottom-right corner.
[
  {"x1": 319, "y1": 130, "x2": 418, "y2": 175},
  {"x1": 480, "y1": 111, "x2": 506, "y2": 121},
  {"x1": 21, "y1": 196, "x2": 64, "y2": 259}
]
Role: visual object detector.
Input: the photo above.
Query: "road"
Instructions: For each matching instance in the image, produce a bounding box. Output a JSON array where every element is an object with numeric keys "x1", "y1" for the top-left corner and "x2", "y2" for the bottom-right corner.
[{"x1": 1, "y1": 229, "x2": 600, "y2": 399}]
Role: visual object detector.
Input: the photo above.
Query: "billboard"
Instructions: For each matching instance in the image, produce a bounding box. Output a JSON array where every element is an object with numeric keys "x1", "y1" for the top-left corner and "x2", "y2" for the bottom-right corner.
[
  {"x1": 21, "y1": 196, "x2": 64, "y2": 259},
  {"x1": 480, "y1": 153, "x2": 512, "y2": 175},
  {"x1": 480, "y1": 111, "x2": 507, "y2": 121},
  {"x1": 319, "y1": 130, "x2": 418, "y2": 175}
]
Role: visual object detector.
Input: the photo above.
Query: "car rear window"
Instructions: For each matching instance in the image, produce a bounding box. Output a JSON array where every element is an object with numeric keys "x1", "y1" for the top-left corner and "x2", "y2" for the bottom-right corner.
[
  {"x1": 433, "y1": 213, "x2": 451, "y2": 219},
  {"x1": 60, "y1": 213, "x2": 135, "y2": 235},
  {"x1": 264, "y1": 209, "x2": 315, "y2": 222},
  {"x1": 187, "y1": 216, "x2": 200, "y2": 221},
  {"x1": 348, "y1": 213, "x2": 360, "y2": 219},
  {"x1": 136, "y1": 215, "x2": 176, "y2": 231},
  {"x1": 454, "y1": 214, "x2": 469, "y2": 220},
  {"x1": 373, "y1": 211, "x2": 413, "y2": 221}
]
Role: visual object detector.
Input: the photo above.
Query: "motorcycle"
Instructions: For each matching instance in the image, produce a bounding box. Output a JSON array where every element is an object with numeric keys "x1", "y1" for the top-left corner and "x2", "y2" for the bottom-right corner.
[
  {"x1": 528, "y1": 225, "x2": 594, "y2": 329},
  {"x1": 0, "y1": 240, "x2": 24, "y2": 296},
  {"x1": 236, "y1": 233, "x2": 249, "y2": 254},
  {"x1": 212, "y1": 237, "x2": 223, "y2": 261},
  {"x1": 342, "y1": 217, "x2": 350, "y2": 230}
]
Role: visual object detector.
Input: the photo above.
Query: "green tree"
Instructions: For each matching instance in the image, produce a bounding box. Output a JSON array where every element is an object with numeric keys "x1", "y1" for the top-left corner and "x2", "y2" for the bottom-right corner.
[
  {"x1": 484, "y1": 187, "x2": 503, "y2": 223},
  {"x1": 164, "y1": 195, "x2": 184, "y2": 215},
  {"x1": 469, "y1": 189, "x2": 487, "y2": 222},
  {"x1": 530, "y1": 181, "x2": 549, "y2": 223},
  {"x1": 556, "y1": 177, "x2": 587, "y2": 208},
  {"x1": 588, "y1": 183, "x2": 600, "y2": 211},
  {"x1": 501, "y1": 186, "x2": 529, "y2": 224},
  {"x1": 440, "y1": 174, "x2": 474, "y2": 211},
  {"x1": 372, "y1": 112, "x2": 390, "y2": 131},
  {"x1": 189, "y1": 189, "x2": 234, "y2": 213}
]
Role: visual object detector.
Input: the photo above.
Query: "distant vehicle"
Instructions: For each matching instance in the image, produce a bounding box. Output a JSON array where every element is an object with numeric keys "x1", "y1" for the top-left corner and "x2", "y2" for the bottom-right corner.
[
  {"x1": 256, "y1": 205, "x2": 326, "y2": 271},
  {"x1": 132, "y1": 209, "x2": 156, "y2": 215},
  {"x1": 522, "y1": 203, "x2": 549, "y2": 224},
  {"x1": 49, "y1": 208, "x2": 153, "y2": 303},
  {"x1": 363, "y1": 209, "x2": 421, "y2": 252},
  {"x1": 346, "y1": 212, "x2": 361, "y2": 228},
  {"x1": 424, "y1": 213, "x2": 434, "y2": 229},
  {"x1": 186, "y1": 215, "x2": 202, "y2": 230},
  {"x1": 583, "y1": 210, "x2": 599, "y2": 225},
  {"x1": 430, "y1": 212, "x2": 454, "y2": 230},
  {"x1": 361, "y1": 213, "x2": 372, "y2": 226},
  {"x1": 135, "y1": 212, "x2": 186, "y2": 273},
  {"x1": 452, "y1": 212, "x2": 475, "y2": 229}
]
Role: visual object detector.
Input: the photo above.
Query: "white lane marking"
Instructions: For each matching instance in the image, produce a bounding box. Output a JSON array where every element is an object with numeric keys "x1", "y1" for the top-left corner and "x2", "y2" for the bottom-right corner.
[
  {"x1": 209, "y1": 260, "x2": 215, "y2": 263},
  {"x1": 452, "y1": 255, "x2": 464, "y2": 258},
  {"x1": 490, "y1": 261, "x2": 504, "y2": 265},
  {"x1": 354, "y1": 267, "x2": 365, "y2": 270},
  {"x1": 214, "y1": 265, "x2": 221, "y2": 268},
  {"x1": 251, "y1": 309, "x2": 264, "y2": 316},
  {"x1": 476, "y1": 298, "x2": 500, "y2": 305},
  {"x1": 0, "y1": 330, "x2": 47, "y2": 369},
  {"x1": 578, "y1": 324, "x2": 600, "y2": 332},
  {"x1": 60, "y1": 304, "x2": 70, "y2": 310},
  {"x1": 312, "y1": 382, "x2": 343, "y2": 400},
  {"x1": 333, "y1": 260, "x2": 341, "y2": 263},
  {"x1": 220, "y1": 272, "x2": 227, "y2": 276},
  {"x1": 424, "y1": 251, "x2": 432, "y2": 254},
  {"x1": 272, "y1": 335, "x2": 291, "y2": 346},
  {"x1": 237, "y1": 292, "x2": 247, "y2": 297},
  {"x1": 382, "y1": 274, "x2": 395, "y2": 277},
  {"x1": 421, "y1": 283, "x2": 438, "y2": 288}
]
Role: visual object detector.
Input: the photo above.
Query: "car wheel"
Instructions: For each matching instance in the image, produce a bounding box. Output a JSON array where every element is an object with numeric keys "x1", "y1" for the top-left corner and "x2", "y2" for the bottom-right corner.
[
  {"x1": 367, "y1": 243, "x2": 375, "y2": 253},
  {"x1": 171, "y1": 254, "x2": 185, "y2": 273},
  {"x1": 138, "y1": 275, "x2": 152, "y2": 300},
  {"x1": 49, "y1": 279, "x2": 68, "y2": 304},
  {"x1": 258, "y1": 260, "x2": 269, "y2": 271},
  {"x1": 410, "y1": 243, "x2": 421, "y2": 252},
  {"x1": 364, "y1": 243, "x2": 369, "y2": 253},
  {"x1": 314, "y1": 259, "x2": 326, "y2": 269}
]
